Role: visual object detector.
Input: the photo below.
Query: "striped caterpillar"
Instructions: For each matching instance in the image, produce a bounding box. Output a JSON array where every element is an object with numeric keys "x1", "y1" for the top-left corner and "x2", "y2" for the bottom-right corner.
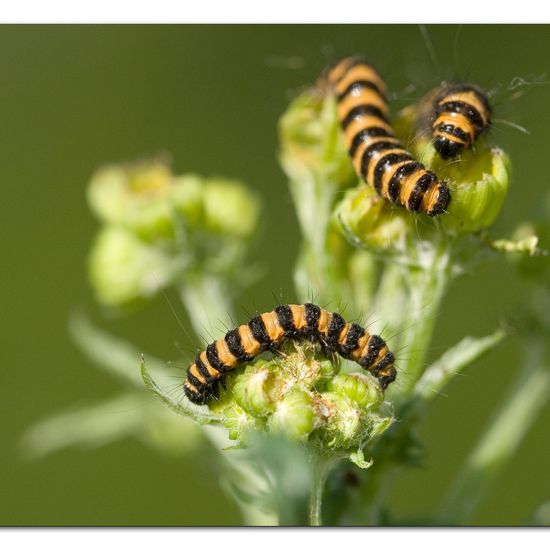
[
  {"x1": 429, "y1": 83, "x2": 491, "y2": 159},
  {"x1": 319, "y1": 56, "x2": 451, "y2": 217},
  {"x1": 184, "y1": 303, "x2": 396, "y2": 405}
]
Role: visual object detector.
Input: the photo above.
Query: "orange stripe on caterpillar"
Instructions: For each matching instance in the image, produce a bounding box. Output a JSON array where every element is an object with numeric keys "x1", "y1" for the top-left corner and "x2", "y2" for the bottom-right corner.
[
  {"x1": 319, "y1": 56, "x2": 451, "y2": 216},
  {"x1": 184, "y1": 303, "x2": 396, "y2": 404}
]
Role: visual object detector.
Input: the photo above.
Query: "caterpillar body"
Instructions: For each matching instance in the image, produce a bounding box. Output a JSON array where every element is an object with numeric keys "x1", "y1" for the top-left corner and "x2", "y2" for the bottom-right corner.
[
  {"x1": 319, "y1": 56, "x2": 451, "y2": 217},
  {"x1": 184, "y1": 303, "x2": 396, "y2": 405},
  {"x1": 430, "y1": 83, "x2": 491, "y2": 159}
]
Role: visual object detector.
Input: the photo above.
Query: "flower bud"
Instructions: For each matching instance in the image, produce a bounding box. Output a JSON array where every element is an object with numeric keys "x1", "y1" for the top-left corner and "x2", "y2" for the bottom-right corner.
[
  {"x1": 268, "y1": 389, "x2": 317, "y2": 441},
  {"x1": 202, "y1": 179, "x2": 260, "y2": 238},
  {"x1": 198, "y1": 341, "x2": 394, "y2": 463},
  {"x1": 221, "y1": 403, "x2": 266, "y2": 441},
  {"x1": 88, "y1": 227, "x2": 177, "y2": 306},
  {"x1": 87, "y1": 158, "x2": 176, "y2": 241},
  {"x1": 170, "y1": 174, "x2": 204, "y2": 226},
  {"x1": 327, "y1": 373, "x2": 383, "y2": 410},
  {"x1": 232, "y1": 362, "x2": 284, "y2": 417},
  {"x1": 443, "y1": 146, "x2": 510, "y2": 234},
  {"x1": 336, "y1": 185, "x2": 412, "y2": 252},
  {"x1": 279, "y1": 90, "x2": 357, "y2": 189},
  {"x1": 318, "y1": 392, "x2": 361, "y2": 448},
  {"x1": 392, "y1": 103, "x2": 511, "y2": 233},
  {"x1": 409, "y1": 135, "x2": 511, "y2": 234}
]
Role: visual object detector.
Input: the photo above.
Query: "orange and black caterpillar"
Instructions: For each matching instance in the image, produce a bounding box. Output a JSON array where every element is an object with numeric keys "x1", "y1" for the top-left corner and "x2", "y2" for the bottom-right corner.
[
  {"x1": 430, "y1": 83, "x2": 491, "y2": 159},
  {"x1": 184, "y1": 303, "x2": 396, "y2": 404},
  {"x1": 319, "y1": 56, "x2": 451, "y2": 217}
]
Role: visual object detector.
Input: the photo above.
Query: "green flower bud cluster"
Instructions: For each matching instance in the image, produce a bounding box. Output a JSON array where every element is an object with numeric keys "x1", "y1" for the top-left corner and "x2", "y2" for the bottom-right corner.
[
  {"x1": 209, "y1": 343, "x2": 394, "y2": 468},
  {"x1": 86, "y1": 157, "x2": 260, "y2": 307},
  {"x1": 397, "y1": 105, "x2": 512, "y2": 235},
  {"x1": 417, "y1": 140, "x2": 511, "y2": 235},
  {"x1": 336, "y1": 185, "x2": 412, "y2": 253},
  {"x1": 280, "y1": 90, "x2": 512, "y2": 255},
  {"x1": 279, "y1": 90, "x2": 358, "y2": 190}
]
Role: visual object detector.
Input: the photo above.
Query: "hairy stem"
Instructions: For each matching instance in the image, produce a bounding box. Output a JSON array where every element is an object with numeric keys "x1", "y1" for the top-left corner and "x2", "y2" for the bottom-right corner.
[
  {"x1": 290, "y1": 174, "x2": 339, "y2": 305},
  {"x1": 309, "y1": 456, "x2": 332, "y2": 526},
  {"x1": 354, "y1": 238, "x2": 454, "y2": 523},
  {"x1": 396, "y1": 239, "x2": 452, "y2": 398}
]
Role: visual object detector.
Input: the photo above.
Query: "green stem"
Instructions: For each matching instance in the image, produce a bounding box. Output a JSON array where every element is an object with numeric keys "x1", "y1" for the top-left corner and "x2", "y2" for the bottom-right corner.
[
  {"x1": 439, "y1": 341, "x2": 550, "y2": 524},
  {"x1": 309, "y1": 456, "x2": 331, "y2": 526},
  {"x1": 371, "y1": 260, "x2": 407, "y2": 347},
  {"x1": 290, "y1": 175, "x2": 378, "y2": 317},
  {"x1": 290, "y1": 174, "x2": 338, "y2": 305},
  {"x1": 396, "y1": 239, "x2": 452, "y2": 398},
  {"x1": 354, "y1": 239, "x2": 453, "y2": 523}
]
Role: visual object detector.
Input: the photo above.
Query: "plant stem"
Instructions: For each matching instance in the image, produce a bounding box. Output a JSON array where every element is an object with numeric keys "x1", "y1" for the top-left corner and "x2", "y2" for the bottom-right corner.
[
  {"x1": 396, "y1": 238, "x2": 452, "y2": 398},
  {"x1": 290, "y1": 174, "x2": 339, "y2": 305},
  {"x1": 353, "y1": 238, "x2": 453, "y2": 522},
  {"x1": 309, "y1": 456, "x2": 332, "y2": 526},
  {"x1": 371, "y1": 259, "x2": 407, "y2": 344},
  {"x1": 439, "y1": 341, "x2": 550, "y2": 524}
]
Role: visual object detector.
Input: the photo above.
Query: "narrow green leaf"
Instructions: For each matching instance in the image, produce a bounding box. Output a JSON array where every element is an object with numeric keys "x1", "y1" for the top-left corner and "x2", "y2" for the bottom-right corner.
[
  {"x1": 440, "y1": 346, "x2": 550, "y2": 523},
  {"x1": 20, "y1": 392, "x2": 147, "y2": 459},
  {"x1": 414, "y1": 329, "x2": 506, "y2": 402},
  {"x1": 140, "y1": 355, "x2": 221, "y2": 426},
  {"x1": 69, "y1": 312, "x2": 168, "y2": 386}
]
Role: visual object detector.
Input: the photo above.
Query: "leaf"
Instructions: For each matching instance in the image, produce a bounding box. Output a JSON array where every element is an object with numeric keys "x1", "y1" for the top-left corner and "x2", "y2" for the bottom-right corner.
[
  {"x1": 21, "y1": 391, "x2": 205, "y2": 460},
  {"x1": 69, "y1": 312, "x2": 168, "y2": 387},
  {"x1": 140, "y1": 355, "x2": 221, "y2": 426},
  {"x1": 20, "y1": 392, "x2": 148, "y2": 459},
  {"x1": 439, "y1": 349, "x2": 550, "y2": 523},
  {"x1": 348, "y1": 448, "x2": 374, "y2": 469},
  {"x1": 413, "y1": 329, "x2": 506, "y2": 403}
]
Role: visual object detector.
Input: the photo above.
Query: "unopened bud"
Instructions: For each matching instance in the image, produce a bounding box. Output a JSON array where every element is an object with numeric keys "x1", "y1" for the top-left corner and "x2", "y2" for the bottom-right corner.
[
  {"x1": 202, "y1": 179, "x2": 260, "y2": 238},
  {"x1": 268, "y1": 389, "x2": 317, "y2": 441},
  {"x1": 318, "y1": 392, "x2": 362, "y2": 448},
  {"x1": 410, "y1": 137, "x2": 511, "y2": 234},
  {"x1": 88, "y1": 227, "x2": 177, "y2": 306},
  {"x1": 87, "y1": 158, "x2": 175, "y2": 241},
  {"x1": 337, "y1": 185, "x2": 412, "y2": 252},
  {"x1": 232, "y1": 362, "x2": 284, "y2": 417},
  {"x1": 279, "y1": 90, "x2": 357, "y2": 189},
  {"x1": 221, "y1": 404, "x2": 266, "y2": 441},
  {"x1": 170, "y1": 174, "x2": 204, "y2": 226},
  {"x1": 327, "y1": 373, "x2": 383, "y2": 410}
]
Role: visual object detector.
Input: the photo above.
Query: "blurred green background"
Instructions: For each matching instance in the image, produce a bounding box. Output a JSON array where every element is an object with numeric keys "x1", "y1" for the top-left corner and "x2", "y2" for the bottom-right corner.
[{"x1": 2, "y1": 25, "x2": 550, "y2": 525}]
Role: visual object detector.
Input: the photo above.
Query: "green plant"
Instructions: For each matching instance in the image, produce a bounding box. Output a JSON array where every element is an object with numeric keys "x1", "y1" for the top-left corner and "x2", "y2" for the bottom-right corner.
[{"x1": 24, "y1": 77, "x2": 550, "y2": 527}]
